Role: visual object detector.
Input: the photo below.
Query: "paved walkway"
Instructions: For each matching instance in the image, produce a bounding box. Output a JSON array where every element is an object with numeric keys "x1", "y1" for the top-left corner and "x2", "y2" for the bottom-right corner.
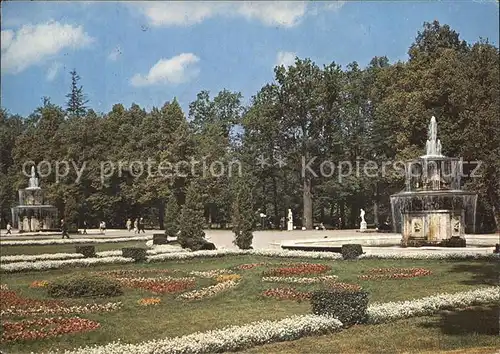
[{"x1": 1, "y1": 229, "x2": 498, "y2": 249}]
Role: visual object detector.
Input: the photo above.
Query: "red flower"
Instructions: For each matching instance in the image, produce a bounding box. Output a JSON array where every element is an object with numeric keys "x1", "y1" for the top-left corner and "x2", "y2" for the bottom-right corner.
[
  {"x1": 263, "y1": 263, "x2": 330, "y2": 277},
  {"x1": 1, "y1": 317, "x2": 100, "y2": 342},
  {"x1": 359, "y1": 267, "x2": 432, "y2": 280}
]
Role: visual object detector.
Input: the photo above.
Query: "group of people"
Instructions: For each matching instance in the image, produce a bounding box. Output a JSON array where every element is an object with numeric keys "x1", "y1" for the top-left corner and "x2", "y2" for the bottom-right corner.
[{"x1": 126, "y1": 218, "x2": 146, "y2": 234}]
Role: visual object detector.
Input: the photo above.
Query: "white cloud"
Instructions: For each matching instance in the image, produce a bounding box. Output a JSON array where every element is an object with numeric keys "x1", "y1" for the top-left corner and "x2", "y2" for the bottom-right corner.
[
  {"x1": 46, "y1": 62, "x2": 61, "y2": 81},
  {"x1": 130, "y1": 53, "x2": 200, "y2": 87},
  {"x1": 1, "y1": 21, "x2": 94, "y2": 74},
  {"x1": 108, "y1": 46, "x2": 122, "y2": 61},
  {"x1": 133, "y1": 1, "x2": 311, "y2": 28},
  {"x1": 1, "y1": 30, "x2": 14, "y2": 51},
  {"x1": 275, "y1": 51, "x2": 296, "y2": 68}
]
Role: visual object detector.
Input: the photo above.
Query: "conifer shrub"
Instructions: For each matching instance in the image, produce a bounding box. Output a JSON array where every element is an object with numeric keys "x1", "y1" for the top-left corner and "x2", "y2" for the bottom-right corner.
[{"x1": 48, "y1": 275, "x2": 123, "y2": 298}]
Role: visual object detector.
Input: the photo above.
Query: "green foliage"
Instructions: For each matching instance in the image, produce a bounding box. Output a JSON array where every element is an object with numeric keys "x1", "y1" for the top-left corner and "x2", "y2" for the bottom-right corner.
[
  {"x1": 231, "y1": 175, "x2": 255, "y2": 249},
  {"x1": 75, "y1": 245, "x2": 96, "y2": 258},
  {"x1": 65, "y1": 69, "x2": 88, "y2": 118},
  {"x1": 439, "y1": 237, "x2": 466, "y2": 248},
  {"x1": 178, "y1": 180, "x2": 207, "y2": 250},
  {"x1": 1, "y1": 21, "x2": 498, "y2": 234},
  {"x1": 341, "y1": 244, "x2": 363, "y2": 260},
  {"x1": 47, "y1": 274, "x2": 123, "y2": 298},
  {"x1": 311, "y1": 288, "x2": 369, "y2": 326},
  {"x1": 122, "y1": 247, "x2": 147, "y2": 262},
  {"x1": 164, "y1": 194, "x2": 180, "y2": 237}
]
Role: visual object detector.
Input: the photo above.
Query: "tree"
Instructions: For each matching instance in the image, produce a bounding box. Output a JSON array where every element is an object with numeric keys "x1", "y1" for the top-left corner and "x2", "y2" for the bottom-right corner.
[
  {"x1": 66, "y1": 69, "x2": 88, "y2": 118},
  {"x1": 164, "y1": 194, "x2": 180, "y2": 237},
  {"x1": 231, "y1": 175, "x2": 255, "y2": 249},
  {"x1": 178, "y1": 180, "x2": 206, "y2": 250}
]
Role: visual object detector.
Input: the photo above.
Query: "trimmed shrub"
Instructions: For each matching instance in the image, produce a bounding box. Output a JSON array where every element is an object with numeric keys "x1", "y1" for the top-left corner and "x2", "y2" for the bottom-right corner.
[
  {"x1": 47, "y1": 275, "x2": 123, "y2": 298},
  {"x1": 75, "y1": 245, "x2": 96, "y2": 258},
  {"x1": 197, "y1": 241, "x2": 217, "y2": 251},
  {"x1": 122, "y1": 247, "x2": 147, "y2": 262},
  {"x1": 311, "y1": 288, "x2": 369, "y2": 326},
  {"x1": 440, "y1": 237, "x2": 466, "y2": 248},
  {"x1": 153, "y1": 234, "x2": 168, "y2": 245},
  {"x1": 341, "y1": 244, "x2": 363, "y2": 260},
  {"x1": 164, "y1": 195, "x2": 180, "y2": 237}
]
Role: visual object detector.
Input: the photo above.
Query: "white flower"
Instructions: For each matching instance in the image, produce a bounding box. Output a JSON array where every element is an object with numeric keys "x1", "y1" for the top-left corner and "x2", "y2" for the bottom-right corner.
[
  {"x1": 1, "y1": 253, "x2": 84, "y2": 263},
  {"x1": 0, "y1": 236, "x2": 152, "y2": 246},
  {"x1": 1, "y1": 302, "x2": 122, "y2": 317},
  {"x1": 0, "y1": 257, "x2": 134, "y2": 273},
  {"x1": 367, "y1": 287, "x2": 500, "y2": 324},
  {"x1": 262, "y1": 275, "x2": 338, "y2": 284},
  {"x1": 59, "y1": 314, "x2": 343, "y2": 354},
  {"x1": 189, "y1": 269, "x2": 234, "y2": 278},
  {"x1": 178, "y1": 280, "x2": 240, "y2": 300}
]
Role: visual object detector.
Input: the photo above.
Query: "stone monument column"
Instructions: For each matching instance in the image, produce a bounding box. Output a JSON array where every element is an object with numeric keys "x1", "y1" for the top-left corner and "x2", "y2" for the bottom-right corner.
[{"x1": 287, "y1": 209, "x2": 294, "y2": 231}]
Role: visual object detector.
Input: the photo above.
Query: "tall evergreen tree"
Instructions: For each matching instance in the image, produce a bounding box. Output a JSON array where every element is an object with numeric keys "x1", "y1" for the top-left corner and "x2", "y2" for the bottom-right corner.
[
  {"x1": 66, "y1": 69, "x2": 88, "y2": 118},
  {"x1": 231, "y1": 175, "x2": 255, "y2": 249},
  {"x1": 178, "y1": 180, "x2": 206, "y2": 250}
]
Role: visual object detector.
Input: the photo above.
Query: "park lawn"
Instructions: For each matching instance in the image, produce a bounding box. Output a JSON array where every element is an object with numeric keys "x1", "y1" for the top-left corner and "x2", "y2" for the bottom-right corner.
[
  {"x1": 0, "y1": 256, "x2": 498, "y2": 354},
  {"x1": 240, "y1": 305, "x2": 500, "y2": 354},
  {"x1": 0, "y1": 241, "x2": 149, "y2": 256}
]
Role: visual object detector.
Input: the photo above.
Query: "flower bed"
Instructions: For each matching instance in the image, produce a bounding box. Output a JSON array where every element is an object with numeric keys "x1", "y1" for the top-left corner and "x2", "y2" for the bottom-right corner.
[
  {"x1": 235, "y1": 263, "x2": 267, "y2": 270},
  {"x1": 366, "y1": 286, "x2": 500, "y2": 324},
  {"x1": 360, "y1": 252, "x2": 498, "y2": 260},
  {"x1": 216, "y1": 274, "x2": 241, "y2": 283},
  {"x1": 0, "y1": 236, "x2": 152, "y2": 246},
  {"x1": 263, "y1": 263, "x2": 331, "y2": 277},
  {"x1": 147, "y1": 249, "x2": 344, "y2": 262},
  {"x1": 138, "y1": 298, "x2": 161, "y2": 306},
  {"x1": 61, "y1": 314, "x2": 343, "y2": 354},
  {"x1": 359, "y1": 267, "x2": 432, "y2": 280},
  {"x1": 326, "y1": 282, "x2": 362, "y2": 292},
  {"x1": 262, "y1": 288, "x2": 312, "y2": 302},
  {"x1": 0, "y1": 288, "x2": 122, "y2": 317},
  {"x1": 178, "y1": 280, "x2": 240, "y2": 301},
  {"x1": 1, "y1": 317, "x2": 100, "y2": 342},
  {"x1": 262, "y1": 275, "x2": 338, "y2": 284},
  {"x1": 1, "y1": 253, "x2": 84, "y2": 263},
  {"x1": 29, "y1": 280, "x2": 49, "y2": 288},
  {"x1": 189, "y1": 269, "x2": 234, "y2": 278},
  {"x1": 115, "y1": 277, "x2": 196, "y2": 294},
  {"x1": 0, "y1": 256, "x2": 135, "y2": 273},
  {"x1": 95, "y1": 269, "x2": 173, "y2": 278}
]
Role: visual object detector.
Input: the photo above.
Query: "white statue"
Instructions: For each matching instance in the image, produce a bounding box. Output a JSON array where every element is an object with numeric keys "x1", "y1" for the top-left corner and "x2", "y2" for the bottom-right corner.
[
  {"x1": 287, "y1": 209, "x2": 294, "y2": 231},
  {"x1": 360, "y1": 209, "x2": 366, "y2": 223},
  {"x1": 28, "y1": 166, "x2": 40, "y2": 189},
  {"x1": 359, "y1": 209, "x2": 367, "y2": 231}
]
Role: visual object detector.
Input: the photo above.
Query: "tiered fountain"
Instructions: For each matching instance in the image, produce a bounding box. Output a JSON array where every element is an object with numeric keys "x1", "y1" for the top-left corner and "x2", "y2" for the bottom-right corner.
[
  {"x1": 11, "y1": 166, "x2": 58, "y2": 232},
  {"x1": 390, "y1": 116, "x2": 478, "y2": 247}
]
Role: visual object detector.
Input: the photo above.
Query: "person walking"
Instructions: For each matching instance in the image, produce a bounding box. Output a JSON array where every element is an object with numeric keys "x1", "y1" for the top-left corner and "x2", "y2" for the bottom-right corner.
[
  {"x1": 82, "y1": 220, "x2": 88, "y2": 235},
  {"x1": 61, "y1": 219, "x2": 70, "y2": 239},
  {"x1": 100, "y1": 221, "x2": 106, "y2": 235},
  {"x1": 133, "y1": 218, "x2": 139, "y2": 235},
  {"x1": 6, "y1": 222, "x2": 12, "y2": 235},
  {"x1": 139, "y1": 217, "x2": 146, "y2": 233},
  {"x1": 126, "y1": 218, "x2": 132, "y2": 232}
]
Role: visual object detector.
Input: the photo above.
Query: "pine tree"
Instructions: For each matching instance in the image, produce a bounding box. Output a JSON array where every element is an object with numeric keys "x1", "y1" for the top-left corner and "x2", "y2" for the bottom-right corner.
[
  {"x1": 66, "y1": 69, "x2": 88, "y2": 118},
  {"x1": 231, "y1": 175, "x2": 255, "y2": 249},
  {"x1": 178, "y1": 180, "x2": 206, "y2": 250},
  {"x1": 164, "y1": 194, "x2": 180, "y2": 237}
]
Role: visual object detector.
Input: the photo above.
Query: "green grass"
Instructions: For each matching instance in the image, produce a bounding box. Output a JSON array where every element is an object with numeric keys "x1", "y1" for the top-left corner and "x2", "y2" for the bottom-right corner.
[
  {"x1": 240, "y1": 306, "x2": 500, "y2": 353},
  {"x1": 0, "y1": 241, "x2": 149, "y2": 256},
  {"x1": 0, "y1": 256, "x2": 498, "y2": 354}
]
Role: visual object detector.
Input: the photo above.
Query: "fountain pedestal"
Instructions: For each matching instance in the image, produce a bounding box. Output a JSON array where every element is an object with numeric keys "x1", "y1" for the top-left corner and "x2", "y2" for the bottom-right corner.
[
  {"x1": 391, "y1": 117, "x2": 476, "y2": 248},
  {"x1": 10, "y1": 167, "x2": 58, "y2": 232}
]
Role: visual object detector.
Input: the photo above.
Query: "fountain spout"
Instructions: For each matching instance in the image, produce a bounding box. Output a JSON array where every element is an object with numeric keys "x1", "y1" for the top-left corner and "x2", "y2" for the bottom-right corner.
[{"x1": 422, "y1": 116, "x2": 444, "y2": 158}]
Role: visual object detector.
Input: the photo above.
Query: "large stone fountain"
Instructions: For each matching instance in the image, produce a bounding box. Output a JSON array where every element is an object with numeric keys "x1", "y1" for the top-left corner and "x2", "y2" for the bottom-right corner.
[
  {"x1": 390, "y1": 116, "x2": 478, "y2": 247},
  {"x1": 11, "y1": 167, "x2": 59, "y2": 232}
]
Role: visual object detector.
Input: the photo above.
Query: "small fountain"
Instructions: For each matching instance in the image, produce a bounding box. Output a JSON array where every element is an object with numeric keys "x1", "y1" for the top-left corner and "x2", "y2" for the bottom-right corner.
[
  {"x1": 390, "y1": 116, "x2": 478, "y2": 247},
  {"x1": 10, "y1": 166, "x2": 59, "y2": 232}
]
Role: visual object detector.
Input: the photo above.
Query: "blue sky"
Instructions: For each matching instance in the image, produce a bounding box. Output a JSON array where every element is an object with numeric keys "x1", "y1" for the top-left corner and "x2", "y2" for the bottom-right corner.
[{"x1": 1, "y1": 1, "x2": 499, "y2": 118}]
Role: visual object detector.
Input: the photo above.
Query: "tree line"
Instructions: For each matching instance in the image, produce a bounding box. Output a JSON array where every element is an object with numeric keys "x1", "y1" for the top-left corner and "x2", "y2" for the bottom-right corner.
[{"x1": 1, "y1": 21, "x2": 499, "y2": 235}]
